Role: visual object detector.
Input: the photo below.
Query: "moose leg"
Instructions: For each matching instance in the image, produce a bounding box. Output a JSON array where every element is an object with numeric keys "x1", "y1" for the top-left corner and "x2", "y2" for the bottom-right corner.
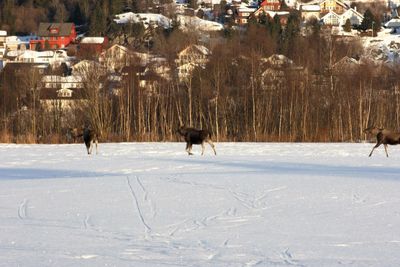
[
  {"x1": 384, "y1": 144, "x2": 389, "y2": 157},
  {"x1": 201, "y1": 142, "x2": 205, "y2": 155},
  {"x1": 85, "y1": 142, "x2": 90, "y2": 154},
  {"x1": 369, "y1": 142, "x2": 381, "y2": 157},
  {"x1": 185, "y1": 142, "x2": 190, "y2": 154},
  {"x1": 188, "y1": 144, "x2": 194, "y2": 155},
  {"x1": 95, "y1": 139, "x2": 98, "y2": 154},
  {"x1": 89, "y1": 141, "x2": 93, "y2": 155},
  {"x1": 186, "y1": 142, "x2": 193, "y2": 155},
  {"x1": 207, "y1": 140, "x2": 217, "y2": 155}
]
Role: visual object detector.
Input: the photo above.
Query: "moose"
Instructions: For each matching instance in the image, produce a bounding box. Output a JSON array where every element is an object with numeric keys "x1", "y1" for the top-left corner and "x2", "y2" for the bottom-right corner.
[
  {"x1": 177, "y1": 126, "x2": 217, "y2": 156},
  {"x1": 364, "y1": 126, "x2": 400, "y2": 157},
  {"x1": 76, "y1": 125, "x2": 99, "y2": 155}
]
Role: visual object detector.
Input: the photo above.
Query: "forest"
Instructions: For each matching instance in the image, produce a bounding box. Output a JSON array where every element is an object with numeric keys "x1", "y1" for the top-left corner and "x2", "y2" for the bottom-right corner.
[{"x1": 1, "y1": 0, "x2": 399, "y2": 143}]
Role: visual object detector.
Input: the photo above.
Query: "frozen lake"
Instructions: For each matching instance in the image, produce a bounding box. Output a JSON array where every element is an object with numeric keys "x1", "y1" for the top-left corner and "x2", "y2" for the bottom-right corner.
[{"x1": 0, "y1": 142, "x2": 399, "y2": 266}]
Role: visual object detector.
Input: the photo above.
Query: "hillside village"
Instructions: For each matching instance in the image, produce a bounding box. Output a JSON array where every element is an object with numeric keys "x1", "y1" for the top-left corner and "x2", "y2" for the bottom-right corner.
[{"x1": 2, "y1": 0, "x2": 400, "y2": 143}]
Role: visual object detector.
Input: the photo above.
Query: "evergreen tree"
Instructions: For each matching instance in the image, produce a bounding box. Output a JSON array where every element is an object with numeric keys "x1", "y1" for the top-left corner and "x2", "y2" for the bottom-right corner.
[
  {"x1": 360, "y1": 9, "x2": 374, "y2": 32},
  {"x1": 70, "y1": 2, "x2": 86, "y2": 26},
  {"x1": 258, "y1": 11, "x2": 268, "y2": 26},
  {"x1": 1, "y1": 0, "x2": 16, "y2": 33},
  {"x1": 281, "y1": 11, "x2": 300, "y2": 55},
  {"x1": 269, "y1": 14, "x2": 282, "y2": 40},
  {"x1": 343, "y1": 18, "x2": 352, "y2": 32},
  {"x1": 89, "y1": 1, "x2": 107, "y2": 35},
  {"x1": 109, "y1": 0, "x2": 125, "y2": 16}
]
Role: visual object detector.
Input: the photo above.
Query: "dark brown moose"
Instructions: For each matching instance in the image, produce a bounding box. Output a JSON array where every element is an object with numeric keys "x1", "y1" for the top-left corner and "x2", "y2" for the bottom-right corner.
[
  {"x1": 177, "y1": 126, "x2": 217, "y2": 156},
  {"x1": 364, "y1": 126, "x2": 400, "y2": 157}
]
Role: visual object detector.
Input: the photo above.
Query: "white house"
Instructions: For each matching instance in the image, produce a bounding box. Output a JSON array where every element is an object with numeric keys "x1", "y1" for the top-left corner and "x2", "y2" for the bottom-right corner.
[
  {"x1": 40, "y1": 74, "x2": 86, "y2": 112},
  {"x1": 41, "y1": 75, "x2": 83, "y2": 90},
  {"x1": 12, "y1": 49, "x2": 73, "y2": 67},
  {"x1": 100, "y1": 44, "x2": 137, "y2": 72},
  {"x1": 5, "y1": 35, "x2": 37, "y2": 51},
  {"x1": 340, "y1": 8, "x2": 364, "y2": 26},
  {"x1": 320, "y1": 11, "x2": 341, "y2": 26},
  {"x1": 175, "y1": 44, "x2": 210, "y2": 82}
]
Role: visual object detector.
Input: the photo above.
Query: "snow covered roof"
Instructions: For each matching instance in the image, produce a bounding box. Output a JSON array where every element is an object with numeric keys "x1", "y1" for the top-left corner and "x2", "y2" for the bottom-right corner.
[
  {"x1": 385, "y1": 18, "x2": 400, "y2": 28},
  {"x1": 301, "y1": 5, "x2": 320, "y2": 12},
  {"x1": 179, "y1": 44, "x2": 210, "y2": 57},
  {"x1": 16, "y1": 50, "x2": 54, "y2": 59},
  {"x1": 42, "y1": 75, "x2": 83, "y2": 83},
  {"x1": 238, "y1": 6, "x2": 257, "y2": 12},
  {"x1": 342, "y1": 8, "x2": 364, "y2": 19},
  {"x1": 265, "y1": 11, "x2": 290, "y2": 17},
  {"x1": 321, "y1": 11, "x2": 340, "y2": 20},
  {"x1": 80, "y1": 37, "x2": 106, "y2": 44}
]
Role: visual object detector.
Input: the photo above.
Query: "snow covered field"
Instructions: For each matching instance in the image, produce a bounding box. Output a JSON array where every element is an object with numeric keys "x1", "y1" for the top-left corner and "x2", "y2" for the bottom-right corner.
[{"x1": 1, "y1": 142, "x2": 400, "y2": 267}]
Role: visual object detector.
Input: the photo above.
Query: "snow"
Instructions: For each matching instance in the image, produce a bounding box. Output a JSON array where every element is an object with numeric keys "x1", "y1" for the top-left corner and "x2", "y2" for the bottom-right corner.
[
  {"x1": 361, "y1": 32, "x2": 400, "y2": 64},
  {"x1": 177, "y1": 15, "x2": 224, "y2": 32},
  {"x1": 1, "y1": 142, "x2": 400, "y2": 266},
  {"x1": 114, "y1": 12, "x2": 171, "y2": 29},
  {"x1": 80, "y1": 37, "x2": 106, "y2": 44}
]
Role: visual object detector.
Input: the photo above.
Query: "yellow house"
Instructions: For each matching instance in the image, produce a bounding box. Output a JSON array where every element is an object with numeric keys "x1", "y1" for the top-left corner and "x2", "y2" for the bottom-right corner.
[{"x1": 320, "y1": 0, "x2": 348, "y2": 15}]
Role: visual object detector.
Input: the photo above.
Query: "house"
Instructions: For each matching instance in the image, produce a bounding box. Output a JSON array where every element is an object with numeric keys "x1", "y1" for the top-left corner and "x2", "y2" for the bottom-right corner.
[
  {"x1": 41, "y1": 75, "x2": 83, "y2": 90},
  {"x1": 176, "y1": 44, "x2": 210, "y2": 82},
  {"x1": 30, "y1": 23, "x2": 77, "y2": 50},
  {"x1": 2, "y1": 62, "x2": 50, "y2": 77},
  {"x1": 259, "y1": 0, "x2": 282, "y2": 11},
  {"x1": 340, "y1": 8, "x2": 364, "y2": 27},
  {"x1": 13, "y1": 49, "x2": 73, "y2": 68},
  {"x1": 100, "y1": 44, "x2": 137, "y2": 72},
  {"x1": 253, "y1": 9, "x2": 290, "y2": 25},
  {"x1": 251, "y1": 1, "x2": 284, "y2": 23},
  {"x1": 71, "y1": 60, "x2": 107, "y2": 82},
  {"x1": 320, "y1": 11, "x2": 341, "y2": 26},
  {"x1": 78, "y1": 37, "x2": 108, "y2": 59},
  {"x1": 320, "y1": 7, "x2": 363, "y2": 27},
  {"x1": 39, "y1": 74, "x2": 86, "y2": 112},
  {"x1": 300, "y1": 4, "x2": 321, "y2": 22},
  {"x1": 0, "y1": 31, "x2": 6, "y2": 59},
  {"x1": 332, "y1": 56, "x2": 360, "y2": 76},
  {"x1": 260, "y1": 54, "x2": 306, "y2": 90},
  {"x1": 236, "y1": 6, "x2": 258, "y2": 24},
  {"x1": 319, "y1": 0, "x2": 348, "y2": 15},
  {"x1": 5, "y1": 35, "x2": 35, "y2": 51}
]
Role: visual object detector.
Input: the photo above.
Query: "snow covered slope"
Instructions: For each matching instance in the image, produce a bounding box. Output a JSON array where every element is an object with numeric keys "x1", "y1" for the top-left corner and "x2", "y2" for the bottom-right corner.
[
  {"x1": 178, "y1": 15, "x2": 224, "y2": 32},
  {"x1": 1, "y1": 142, "x2": 400, "y2": 266},
  {"x1": 114, "y1": 12, "x2": 171, "y2": 29}
]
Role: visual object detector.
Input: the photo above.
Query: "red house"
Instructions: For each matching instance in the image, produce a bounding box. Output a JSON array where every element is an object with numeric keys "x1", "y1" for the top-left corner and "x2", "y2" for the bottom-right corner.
[
  {"x1": 260, "y1": 0, "x2": 281, "y2": 11},
  {"x1": 78, "y1": 37, "x2": 108, "y2": 59},
  {"x1": 30, "y1": 23, "x2": 77, "y2": 50}
]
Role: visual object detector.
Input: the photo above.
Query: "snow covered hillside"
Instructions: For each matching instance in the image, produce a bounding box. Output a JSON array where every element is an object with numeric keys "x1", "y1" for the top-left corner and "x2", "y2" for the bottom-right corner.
[
  {"x1": 177, "y1": 15, "x2": 224, "y2": 32},
  {"x1": 1, "y1": 142, "x2": 400, "y2": 266},
  {"x1": 362, "y1": 32, "x2": 400, "y2": 64}
]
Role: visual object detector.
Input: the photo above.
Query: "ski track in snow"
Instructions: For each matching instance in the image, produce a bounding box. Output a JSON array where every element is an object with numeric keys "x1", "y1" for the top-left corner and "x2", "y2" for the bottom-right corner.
[
  {"x1": 18, "y1": 199, "x2": 28, "y2": 220},
  {"x1": 126, "y1": 176, "x2": 152, "y2": 233}
]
